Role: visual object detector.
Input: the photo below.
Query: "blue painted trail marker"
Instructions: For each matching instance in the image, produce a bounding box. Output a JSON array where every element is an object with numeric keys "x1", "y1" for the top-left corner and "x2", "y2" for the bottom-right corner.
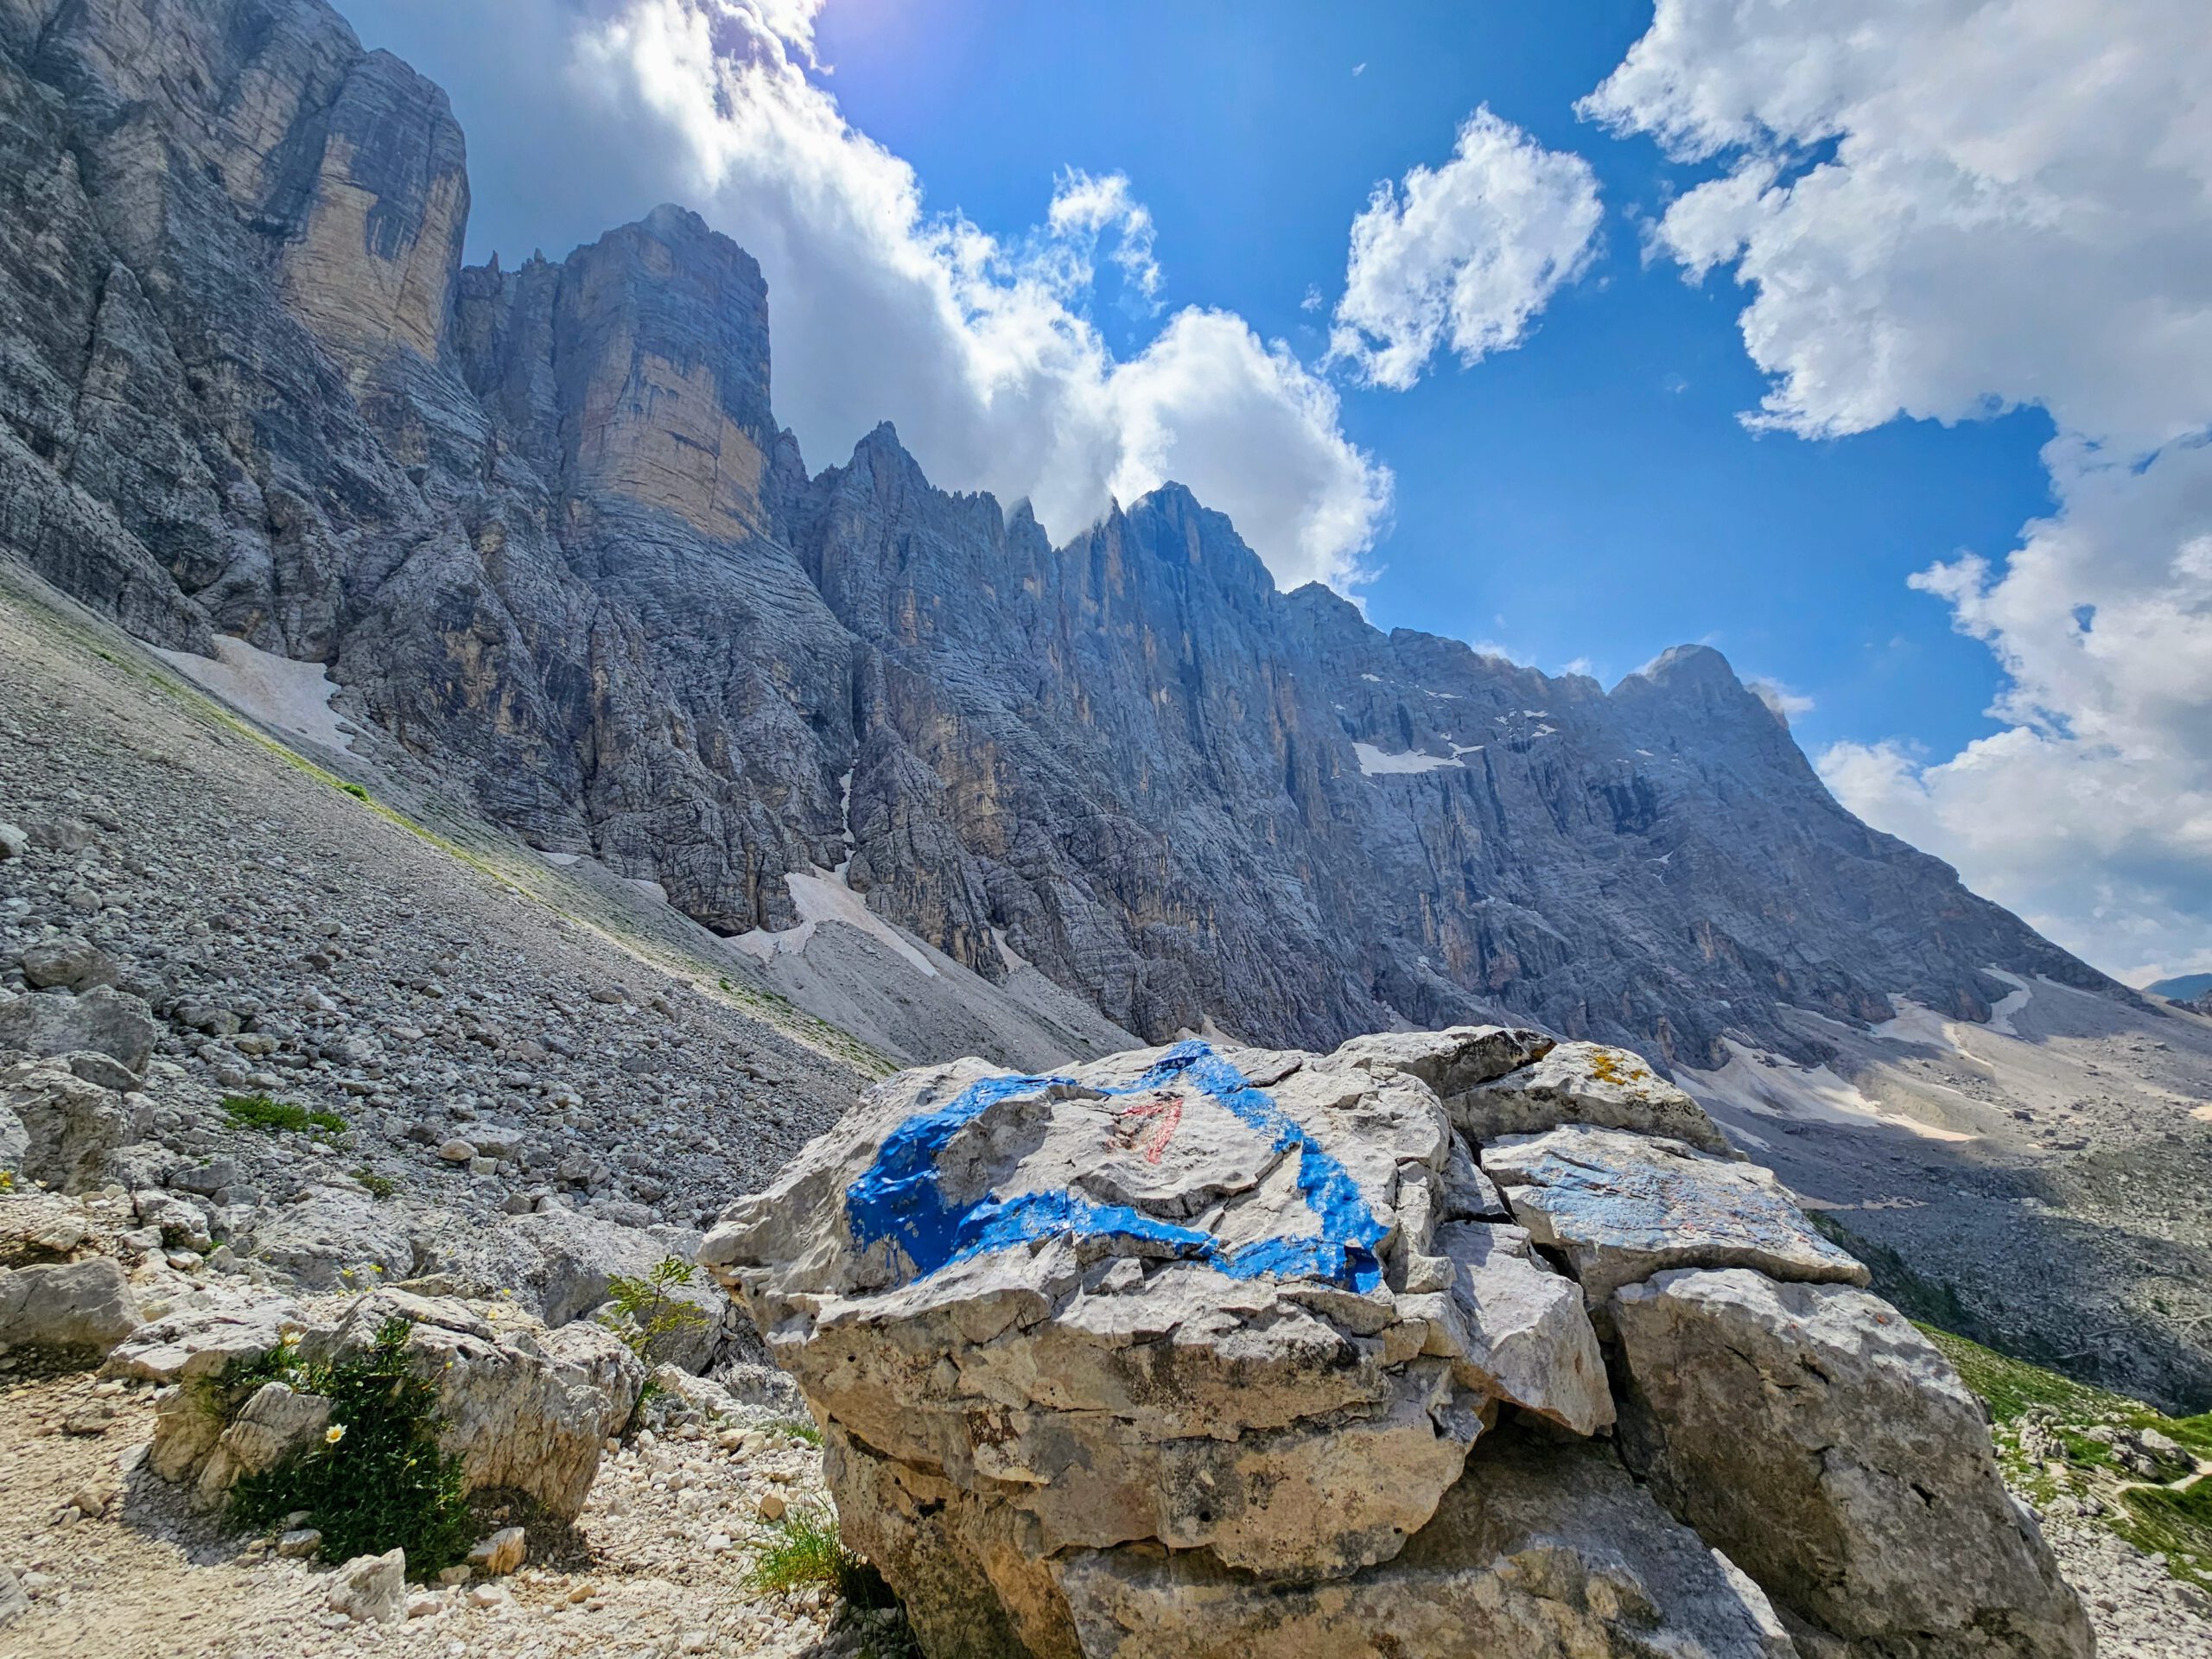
[{"x1": 845, "y1": 1040, "x2": 1388, "y2": 1293}]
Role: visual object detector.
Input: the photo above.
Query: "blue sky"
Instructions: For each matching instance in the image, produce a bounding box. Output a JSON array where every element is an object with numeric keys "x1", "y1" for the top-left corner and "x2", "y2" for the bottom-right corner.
[{"x1": 340, "y1": 0, "x2": 2212, "y2": 983}]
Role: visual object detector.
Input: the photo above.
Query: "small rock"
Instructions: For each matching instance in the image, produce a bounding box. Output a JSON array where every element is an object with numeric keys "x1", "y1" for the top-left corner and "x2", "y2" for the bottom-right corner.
[
  {"x1": 327, "y1": 1548, "x2": 406, "y2": 1624},
  {"x1": 276, "y1": 1528, "x2": 323, "y2": 1558},
  {"x1": 466, "y1": 1526, "x2": 526, "y2": 1577},
  {"x1": 756, "y1": 1491, "x2": 787, "y2": 1522}
]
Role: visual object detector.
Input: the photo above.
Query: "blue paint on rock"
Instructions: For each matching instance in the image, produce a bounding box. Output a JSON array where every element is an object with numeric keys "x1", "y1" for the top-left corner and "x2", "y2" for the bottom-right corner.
[{"x1": 846, "y1": 1040, "x2": 1387, "y2": 1291}]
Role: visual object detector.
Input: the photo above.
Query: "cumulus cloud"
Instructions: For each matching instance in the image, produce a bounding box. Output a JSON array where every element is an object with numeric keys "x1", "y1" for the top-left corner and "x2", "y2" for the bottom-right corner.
[
  {"x1": 1588, "y1": 0, "x2": 2212, "y2": 977},
  {"x1": 1328, "y1": 107, "x2": 1603, "y2": 391},
  {"x1": 550, "y1": 0, "x2": 1387, "y2": 587}
]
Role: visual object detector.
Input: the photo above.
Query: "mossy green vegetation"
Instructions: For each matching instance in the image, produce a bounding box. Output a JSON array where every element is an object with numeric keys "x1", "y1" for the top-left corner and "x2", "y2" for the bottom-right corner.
[
  {"x1": 226, "y1": 1319, "x2": 475, "y2": 1575},
  {"x1": 223, "y1": 1094, "x2": 346, "y2": 1135},
  {"x1": 1922, "y1": 1324, "x2": 2212, "y2": 1592}
]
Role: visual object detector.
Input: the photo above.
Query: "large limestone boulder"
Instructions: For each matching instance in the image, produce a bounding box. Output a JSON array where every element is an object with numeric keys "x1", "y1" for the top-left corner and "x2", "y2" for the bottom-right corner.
[
  {"x1": 243, "y1": 1185, "x2": 413, "y2": 1288},
  {"x1": 299, "y1": 1291, "x2": 643, "y2": 1519},
  {"x1": 708, "y1": 1030, "x2": 2090, "y2": 1659},
  {"x1": 1611, "y1": 1268, "x2": 2093, "y2": 1658},
  {"x1": 143, "y1": 1290, "x2": 642, "y2": 1522},
  {"x1": 704, "y1": 1039, "x2": 1630, "y2": 1649}
]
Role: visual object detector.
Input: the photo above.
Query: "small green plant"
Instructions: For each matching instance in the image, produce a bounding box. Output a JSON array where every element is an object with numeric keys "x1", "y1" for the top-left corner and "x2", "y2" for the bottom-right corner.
[
  {"x1": 229, "y1": 1318, "x2": 474, "y2": 1573},
  {"x1": 352, "y1": 1167, "x2": 398, "y2": 1200},
  {"x1": 0, "y1": 1169, "x2": 14, "y2": 1194},
  {"x1": 748, "y1": 1506, "x2": 899, "y2": 1610},
  {"x1": 223, "y1": 1094, "x2": 346, "y2": 1135},
  {"x1": 770, "y1": 1414, "x2": 825, "y2": 1449},
  {"x1": 339, "y1": 781, "x2": 369, "y2": 801},
  {"x1": 601, "y1": 1255, "x2": 709, "y2": 1369}
]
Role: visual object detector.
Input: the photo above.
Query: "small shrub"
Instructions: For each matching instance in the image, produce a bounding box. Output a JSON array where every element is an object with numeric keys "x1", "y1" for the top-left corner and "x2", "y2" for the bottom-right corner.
[
  {"x1": 352, "y1": 1167, "x2": 398, "y2": 1200},
  {"x1": 339, "y1": 781, "x2": 369, "y2": 801},
  {"x1": 749, "y1": 1506, "x2": 899, "y2": 1610},
  {"x1": 770, "y1": 1414, "x2": 824, "y2": 1449},
  {"x1": 229, "y1": 1317, "x2": 474, "y2": 1573},
  {"x1": 601, "y1": 1255, "x2": 709, "y2": 1370},
  {"x1": 223, "y1": 1094, "x2": 346, "y2": 1136}
]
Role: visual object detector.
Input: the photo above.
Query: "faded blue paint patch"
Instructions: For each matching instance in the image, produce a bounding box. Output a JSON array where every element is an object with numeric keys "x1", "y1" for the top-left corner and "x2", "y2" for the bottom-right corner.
[{"x1": 846, "y1": 1040, "x2": 1386, "y2": 1291}]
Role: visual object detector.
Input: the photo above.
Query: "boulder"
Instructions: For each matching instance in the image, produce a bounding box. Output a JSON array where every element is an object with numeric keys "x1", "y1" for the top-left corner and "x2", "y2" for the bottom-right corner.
[
  {"x1": 0, "y1": 987, "x2": 158, "y2": 1077},
  {"x1": 18, "y1": 935, "x2": 119, "y2": 993},
  {"x1": 245, "y1": 1186, "x2": 412, "y2": 1288},
  {"x1": 300, "y1": 1291, "x2": 641, "y2": 1518},
  {"x1": 107, "y1": 1299, "x2": 302, "y2": 1386},
  {"x1": 0, "y1": 822, "x2": 26, "y2": 861},
  {"x1": 1611, "y1": 1268, "x2": 2092, "y2": 1658},
  {"x1": 1050, "y1": 1431, "x2": 1797, "y2": 1659},
  {"x1": 0, "y1": 1255, "x2": 141, "y2": 1355},
  {"x1": 426, "y1": 1209, "x2": 740, "y2": 1371},
  {"x1": 1458, "y1": 1041, "x2": 1735, "y2": 1155},
  {"x1": 703, "y1": 1039, "x2": 1615, "y2": 1637},
  {"x1": 192, "y1": 1380, "x2": 332, "y2": 1510},
  {"x1": 1483, "y1": 1124, "x2": 1868, "y2": 1306},
  {"x1": 2, "y1": 1059, "x2": 154, "y2": 1191}
]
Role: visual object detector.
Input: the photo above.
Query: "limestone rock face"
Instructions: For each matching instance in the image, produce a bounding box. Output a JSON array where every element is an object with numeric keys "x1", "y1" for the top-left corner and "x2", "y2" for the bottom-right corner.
[
  {"x1": 1053, "y1": 1432, "x2": 1798, "y2": 1659},
  {"x1": 0, "y1": 0, "x2": 2122, "y2": 1071},
  {"x1": 712, "y1": 1029, "x2": 2092, "y2": 1658},
  {"x1": 192, "y1": 1379, "x2": 332, "y2": 1511},
  {"x1": 1612, "y1": 1269, "x2": 2093, "y2": 1658}
]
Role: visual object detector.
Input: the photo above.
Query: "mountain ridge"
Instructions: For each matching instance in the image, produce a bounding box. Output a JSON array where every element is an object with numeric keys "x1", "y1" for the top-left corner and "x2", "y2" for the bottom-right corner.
[{"x1": 0, "y1": 0, "x2": 2123, "y2": 1070}]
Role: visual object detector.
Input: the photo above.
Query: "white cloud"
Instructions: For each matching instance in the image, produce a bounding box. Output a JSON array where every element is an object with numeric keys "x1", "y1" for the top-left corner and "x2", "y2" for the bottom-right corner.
[
  {"x1": 1328, "y1": 107, "x2": 1604, "y2": 391},
  {"x1": 1746, "y1": 677, "x2": 1814, "y2": 724},
  {"x1": 1587, "y1": 0, "x2": 2212, "y2": 977},
  {"x1": 563, "y1": 0, "x2": 1389, "y2": 587}
]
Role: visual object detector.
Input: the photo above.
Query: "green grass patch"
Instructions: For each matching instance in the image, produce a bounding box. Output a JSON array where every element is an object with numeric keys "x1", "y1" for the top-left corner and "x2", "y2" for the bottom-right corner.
[
  {"x1": 1921, "y1": 1322, "x2": 2212, "y2": 1592},
  {"x1": 351, "y1": 1167, "x2": 398, "y2": 1200},
  {"x1": 223, "y1": 1094, "x2": 346, "y2": 1135},
  {"x1": 749, "y1": 1507, "x2": 898, "y2": 1610},
  {"x1": 227, "y1": 1318, "x2": 475, "y2": 1575},
  {"x1": 769, "y1": 1414, "x2": 824, "y2": 1449}
]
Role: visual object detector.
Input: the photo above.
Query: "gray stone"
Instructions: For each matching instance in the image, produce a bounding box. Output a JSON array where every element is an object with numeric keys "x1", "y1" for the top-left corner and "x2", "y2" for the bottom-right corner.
[
  {"x1": 1332, "y1": 1025, "x2": 1554, "y2": 1099},
  {"x1": 1483, "y1": 1124, "x2": 1869, "y2": 1306},
  {"x1": 1458, "y1": 1040, "x2": 1736, "y2": 1155},
  {"x1": 0, "y1": 823, "x2": 26, "y2": 861},
  {"x1": 245, "y1": 1186, "x2": 411, "y2": 1288},
  {"x1": 0, "y1": 1256, "x2": 141, "y2": 1354},
  {"x1": 19, "y1": 935, "x2": 119, "y2": 993},
  {"x1": 0, "y1": 988, "x2": 158, "y2": 1077},
  {"x1": 1, "y1": 1059, "x2": 152, "y2": 1191},
  {"x1": 1611, "y1": 1268, "x2": 2092, "y2": 1658}
]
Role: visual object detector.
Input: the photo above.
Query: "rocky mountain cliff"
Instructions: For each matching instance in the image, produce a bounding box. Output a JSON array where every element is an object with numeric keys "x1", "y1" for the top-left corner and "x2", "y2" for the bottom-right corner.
[{"x1": 0, "y1": 0, "x2": 2120, "y2": 1068}]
